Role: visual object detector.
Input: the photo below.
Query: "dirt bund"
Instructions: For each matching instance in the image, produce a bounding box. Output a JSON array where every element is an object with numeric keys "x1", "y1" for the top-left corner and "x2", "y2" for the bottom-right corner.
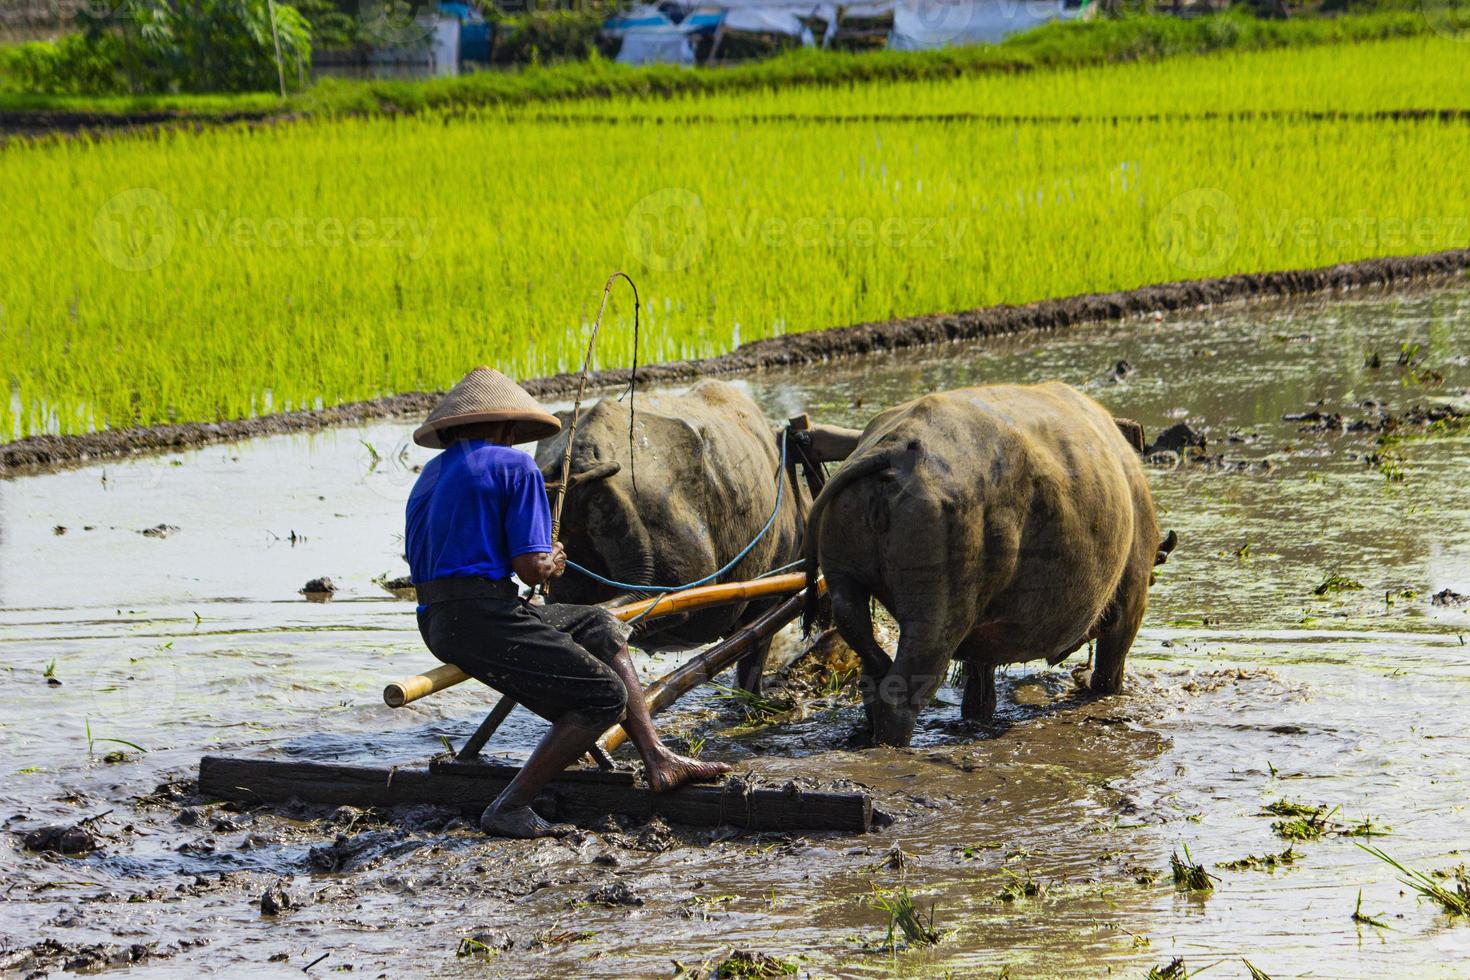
[
  {"x1": 5, "y1": 106, "x2": 1468, "y2": 147},
  {"x1": 4, "y1": 248, "x2": 1468, "y2": 478}
]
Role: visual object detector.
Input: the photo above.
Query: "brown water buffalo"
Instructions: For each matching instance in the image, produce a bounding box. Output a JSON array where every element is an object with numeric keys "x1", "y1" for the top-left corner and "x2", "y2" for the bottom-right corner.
[
  {"x1": 535, "y1": 380, "x2": 812, "y2": 692},
  {"x1": 803, "y1": 382, "x2": 1162, "y2": 746}
]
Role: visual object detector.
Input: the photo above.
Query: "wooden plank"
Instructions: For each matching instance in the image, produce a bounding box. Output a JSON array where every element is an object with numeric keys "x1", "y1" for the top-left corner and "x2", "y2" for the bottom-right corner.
[
  {"x1": 198, "y1": 756, "x2": 870, "y2": 833},
  {"x1": 428, "y1": 758, "x2": 636, "y2": 785}
]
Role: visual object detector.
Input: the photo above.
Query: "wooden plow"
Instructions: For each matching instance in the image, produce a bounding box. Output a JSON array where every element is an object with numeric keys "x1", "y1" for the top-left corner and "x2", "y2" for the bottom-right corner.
[{"x1": 198, "y1": 417, "x2": 874, "y2": 833}]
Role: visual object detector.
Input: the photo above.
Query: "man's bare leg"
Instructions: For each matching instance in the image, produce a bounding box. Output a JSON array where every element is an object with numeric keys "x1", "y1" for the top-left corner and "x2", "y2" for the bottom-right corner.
[
  {"x1": 606, "y1": 645, "x2": 731, "y2": 792},
  {"x1": 481, "y1": 712, "x2": 606, "y2": 838}
]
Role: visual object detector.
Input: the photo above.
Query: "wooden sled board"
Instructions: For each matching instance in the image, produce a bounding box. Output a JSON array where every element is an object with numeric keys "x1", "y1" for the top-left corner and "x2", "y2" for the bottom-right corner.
[{"x1": 198, "y1": 756, "x2": 871, "y2": 834}]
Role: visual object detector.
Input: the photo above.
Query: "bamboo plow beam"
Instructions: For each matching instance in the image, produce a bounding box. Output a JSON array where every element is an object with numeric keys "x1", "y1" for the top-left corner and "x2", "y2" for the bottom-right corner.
[
  {"x1": 382, "y1": 572, "x2": 816, "y2": 708},
  {"x1": 598, "y1": 584, "x2": 817, "y2": 755}
]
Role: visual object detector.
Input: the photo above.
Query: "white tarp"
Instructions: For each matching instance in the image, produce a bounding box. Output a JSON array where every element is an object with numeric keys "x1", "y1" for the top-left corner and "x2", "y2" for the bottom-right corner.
[
  {"x1": 617, "y1": 27, "x2": 698, "y2": 64},
  {"x1": 890, "y1": 0, "x2": 1081, "y2": 50}
]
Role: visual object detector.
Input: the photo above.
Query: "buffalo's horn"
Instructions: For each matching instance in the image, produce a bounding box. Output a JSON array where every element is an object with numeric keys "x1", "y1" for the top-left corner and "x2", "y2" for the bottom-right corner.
[{"x1": 568, "y1": 460, "x2": 622, "y2": 487}]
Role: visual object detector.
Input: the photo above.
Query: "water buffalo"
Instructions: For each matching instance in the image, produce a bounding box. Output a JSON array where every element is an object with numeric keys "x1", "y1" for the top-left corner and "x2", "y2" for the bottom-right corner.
[
  {"x1": 803, "y1": 382, "x2": 1162, "y2": 746},
  {"x1": 535, "y1": 380, "x2": 812, "y2": 692}
]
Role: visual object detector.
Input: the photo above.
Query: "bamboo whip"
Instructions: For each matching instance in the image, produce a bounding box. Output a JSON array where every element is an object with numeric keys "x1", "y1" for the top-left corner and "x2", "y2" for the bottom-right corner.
[{"x1": 382, "y1": 572, "x2": 815, "y2": 708}]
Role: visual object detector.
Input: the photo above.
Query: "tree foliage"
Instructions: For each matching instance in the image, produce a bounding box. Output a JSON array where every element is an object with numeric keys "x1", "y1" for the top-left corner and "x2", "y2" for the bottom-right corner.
[{"x1": 12, "y1": 0, "x2": 311, "y2": 95}]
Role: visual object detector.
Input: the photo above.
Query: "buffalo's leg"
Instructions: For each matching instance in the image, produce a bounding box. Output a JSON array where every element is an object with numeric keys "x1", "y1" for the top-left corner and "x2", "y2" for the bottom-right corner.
[
  {"x1": 735, "y1": 637, "x2": 771, "y2": 695},
  {"x1": 828, "y1": 577, "x2": 892, "y2": 735},
  {"x1": 960, "y1": 661, "x2": 996, "y2": 722},
  {"x1": 871, "y1": 618, "x2": 955, "y2": 747},
  {"x1": 1091, "y1": 578, "x2": 1147, "y2": 696}
]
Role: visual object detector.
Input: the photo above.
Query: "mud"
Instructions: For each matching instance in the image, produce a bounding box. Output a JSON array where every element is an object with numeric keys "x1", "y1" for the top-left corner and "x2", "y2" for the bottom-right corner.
[
  {"x1": 2, "y1": 286, "x2": 1469, "y2": 976},
  {"x1": 4, "y1": 250, "x2": 1468, "y2": 477}
]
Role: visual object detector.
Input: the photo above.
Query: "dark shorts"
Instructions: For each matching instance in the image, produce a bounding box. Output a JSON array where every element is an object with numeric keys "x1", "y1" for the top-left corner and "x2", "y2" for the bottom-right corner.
[{"x1": 416, "y1": 598, "x2": 632, "y2": 728}]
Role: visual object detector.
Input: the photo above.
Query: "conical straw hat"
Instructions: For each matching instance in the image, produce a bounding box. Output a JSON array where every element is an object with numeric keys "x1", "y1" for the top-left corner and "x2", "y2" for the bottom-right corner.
[{"x1": 413, "y1": 366, "x2": 562, "y2": 448}]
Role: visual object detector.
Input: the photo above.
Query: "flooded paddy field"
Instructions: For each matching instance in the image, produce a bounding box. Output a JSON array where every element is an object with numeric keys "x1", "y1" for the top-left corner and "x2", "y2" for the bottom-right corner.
[{"x1": 2, "y1": 286, "x2": 1469, "y2": 977}]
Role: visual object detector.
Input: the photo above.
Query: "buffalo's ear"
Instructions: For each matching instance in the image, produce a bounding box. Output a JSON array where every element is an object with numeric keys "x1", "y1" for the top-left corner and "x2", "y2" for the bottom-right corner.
[
  {"x1": 568, "y1": 460, "x2": 622, "y2": 488},
  {"x1": 1113, "y1": 417, "x2": 1146, "y2": 454}
]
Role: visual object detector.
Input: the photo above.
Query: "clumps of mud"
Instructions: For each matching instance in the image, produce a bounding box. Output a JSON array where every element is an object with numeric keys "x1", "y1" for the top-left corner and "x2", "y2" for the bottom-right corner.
[
  {"x1": 1283, "y1": 401, "x2": 1468, "y2": 436},
  {"x1": 6, "y1": 250, "x2": 1469, "y2": 476},
  {"x1": 0, "y1": 938, "x2": 207, "y2": 976},
  {"x1": 300, "y1": 576, "x2": 337, "y2": 599},
  {"x1": 20, "y1": 823, "x2": 102, "y2": 855}
]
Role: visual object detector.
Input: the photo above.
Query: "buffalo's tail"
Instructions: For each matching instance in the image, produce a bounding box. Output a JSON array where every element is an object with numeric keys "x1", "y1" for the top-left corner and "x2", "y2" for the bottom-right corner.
[{"x1": 802, "y1": 450, "x2": 905, "y2": 634}]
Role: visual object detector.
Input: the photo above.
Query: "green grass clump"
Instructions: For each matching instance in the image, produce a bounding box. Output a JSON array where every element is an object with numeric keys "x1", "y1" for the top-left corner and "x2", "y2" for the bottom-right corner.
[
  {"x1": 1360, "y1": 844, "x2": 1470, "y2": 917},
  {"x1": 1146, "y1": 958, "x2": 1194, "y2": 980},
  {"x1": 996, "y1": 868, "x2": 1047, "y2": 902},
  {"x1": 1272, "y1": 812, "x2": 1335, "y2": 841},
  {"x1": 1170, "y1": 844, "x2": 1216, "y2": 891},
  {"x1": 1313, "y1": 574, "x2": 1364, "y2": 596},
  {"x1": 867, "y1": 886, "x2": 947, "y2": 952},
  {"x1": 711, "y1": 684, "x2": 795, "y2": 725},
  {"x1": 1217, "y1": 844, "x2": 1298, "y2": 872}
]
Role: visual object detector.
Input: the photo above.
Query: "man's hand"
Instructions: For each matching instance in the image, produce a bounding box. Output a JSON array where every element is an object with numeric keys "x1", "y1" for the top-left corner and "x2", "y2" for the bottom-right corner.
[{"x1": 511, "y1": 543, "x2": 566, "y2": 587}]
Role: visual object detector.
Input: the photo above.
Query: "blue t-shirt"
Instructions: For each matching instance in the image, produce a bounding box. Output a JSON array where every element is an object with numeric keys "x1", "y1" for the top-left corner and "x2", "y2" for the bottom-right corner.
[{"x1": 405, "y1": 441, "x2": 553, "y2": 586}]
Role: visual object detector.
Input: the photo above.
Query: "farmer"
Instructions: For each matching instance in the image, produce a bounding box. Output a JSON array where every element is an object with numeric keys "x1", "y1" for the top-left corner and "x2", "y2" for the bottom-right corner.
[{"x1": 406, "y1": 367, "x2": 729, "y2": 839}]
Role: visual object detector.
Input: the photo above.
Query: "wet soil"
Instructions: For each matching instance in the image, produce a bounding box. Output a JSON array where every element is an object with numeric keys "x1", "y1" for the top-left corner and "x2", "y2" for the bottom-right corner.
[
  {"x1": 2, "y1": 287, "x2": 1469, "y2": 977},
  {"x1": 3, "y1": 250, "x2": 1468, "y2": 477}
]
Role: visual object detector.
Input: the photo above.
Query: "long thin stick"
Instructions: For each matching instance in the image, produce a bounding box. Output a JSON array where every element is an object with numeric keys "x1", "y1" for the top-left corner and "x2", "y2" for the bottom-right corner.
[{"x1": 551, "y1": 271, "x2": 639, "y2": 541}]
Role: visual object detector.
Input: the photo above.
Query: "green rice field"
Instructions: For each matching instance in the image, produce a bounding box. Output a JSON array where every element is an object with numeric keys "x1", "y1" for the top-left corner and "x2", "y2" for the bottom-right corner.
[{"x1": 2, "y1": 34, "x2": 1468, "y2": 439}]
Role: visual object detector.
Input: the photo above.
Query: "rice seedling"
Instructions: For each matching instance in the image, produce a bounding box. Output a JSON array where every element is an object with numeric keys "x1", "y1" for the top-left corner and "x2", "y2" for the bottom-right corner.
[
  {"x1": 1242, "y1": 960, "x2": 1274, "y2": 980},
  {"x1": 711, "y1": 684, "x2": 794, "y2": 725},
  {"x1": 1145, "y1": 958, "x2": 1192, "y2": 980},
  {"x1": 866, "y1": 885, "x2": 947, "y2": 953},
  {"x1": 1343, "y1": 816, "x2": 1392, "y2": 838},
  {"x1": 84, "y1": 717, "x2": 147, "y2": 758},
  {"x1": 996, "y1": 868, "x2": 1047, "y2": 902},
  {"x1": 1313, "y1": 574, "x2": 1364, "y2": 597},
  {"x1": 1359, "y1": 844, "x2": 1470, "y2": 917},
  {"x1": 2, "y1": 38, "x2": 1467, "y2": 440},
  {"x1": 1264, "y1": 800, "x2": 1340, "y2": 841},
  {"x1": 865, "y1": 843, "x2": 911, "y2": 874},
  {"x1": 1170, "y1": 844, "x2": 1216, "y2": 891},
  {"x1": 1351, "y1": 889, "x2": 1393, "y2": 930},
  {"x1": 536, "y1": 34, "x2": 1470, "y2": 124},
  {"x1": 1216, "y1": 844, "x2": 1298, "y2": 872}
]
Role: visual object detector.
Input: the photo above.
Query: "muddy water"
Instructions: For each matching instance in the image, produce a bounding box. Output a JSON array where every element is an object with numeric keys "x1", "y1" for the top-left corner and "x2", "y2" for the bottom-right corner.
[{"x1": 3, "y1": 287, "x2": 1469, "y2": 977}]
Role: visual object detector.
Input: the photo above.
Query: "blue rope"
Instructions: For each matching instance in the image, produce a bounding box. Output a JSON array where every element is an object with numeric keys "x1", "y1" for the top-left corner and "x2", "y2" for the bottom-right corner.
[{"x1": 565, "y1": 429, "x2": 790, "y2": 598}]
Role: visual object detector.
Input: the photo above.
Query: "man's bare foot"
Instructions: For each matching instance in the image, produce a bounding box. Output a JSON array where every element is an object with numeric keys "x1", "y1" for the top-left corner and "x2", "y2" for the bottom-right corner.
[
  {"x1": 644, "y1": 751, "x2": 731, "y2": 793},
  {"x1": 479, "y1": 804, "x2": 574, "y2": 839}
]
